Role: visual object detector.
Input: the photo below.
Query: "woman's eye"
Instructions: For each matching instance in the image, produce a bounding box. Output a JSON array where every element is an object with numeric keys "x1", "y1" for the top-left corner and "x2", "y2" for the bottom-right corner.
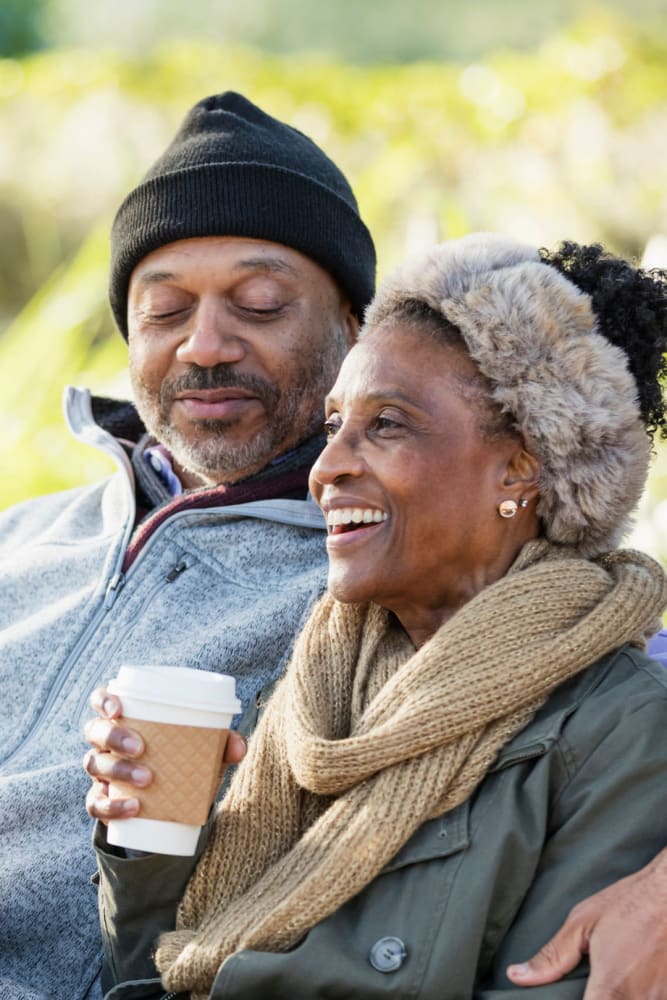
[
  {"x1": 323, "y1": 418, "x2": 341, "y2": 439},
  {"x1": 374, "y1": 414, "x2": 402, "y2": 432}
]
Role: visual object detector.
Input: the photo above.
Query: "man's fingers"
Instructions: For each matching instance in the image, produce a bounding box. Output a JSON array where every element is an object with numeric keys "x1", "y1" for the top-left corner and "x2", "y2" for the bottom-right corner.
[
  {"x1": 225, "y1": 731, "x2": 247, "y2": 765},
  {"x1": 89, "y1": 686, "x2": 123, "y2": 719},
  {"x1": 83, "y1": 716, "x2": 144, "y2": 757},
  {"x1": 507, "y1": 920, "x2": 588, "y2": 986},
  {"x1": 82, "y1": 748, "x2": 152, "y2": 787},
  {"x1": 508, "y1": 858, "x2": 667, "y2": 996},
  {"x1": 85, "y1": 781, "x2": 140, "y2": 823}
]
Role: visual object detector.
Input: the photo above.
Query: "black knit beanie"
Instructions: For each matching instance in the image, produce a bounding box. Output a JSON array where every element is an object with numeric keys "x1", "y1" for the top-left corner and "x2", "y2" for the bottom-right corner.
[{"x1": 109, "y1": 91, "x2": 376, "y2": 337}]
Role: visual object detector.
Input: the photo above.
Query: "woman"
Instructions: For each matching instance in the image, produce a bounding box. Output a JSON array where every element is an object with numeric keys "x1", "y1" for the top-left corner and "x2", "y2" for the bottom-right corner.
[{"x1": 90, "y1": 234, "x2": 667, "y2": 999}]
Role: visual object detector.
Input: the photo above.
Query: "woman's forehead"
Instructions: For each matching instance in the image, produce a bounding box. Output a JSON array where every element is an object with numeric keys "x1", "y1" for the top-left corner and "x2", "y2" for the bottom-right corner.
[{"x1": 330, "y1": 322, "x2": 482, "y2": 407}]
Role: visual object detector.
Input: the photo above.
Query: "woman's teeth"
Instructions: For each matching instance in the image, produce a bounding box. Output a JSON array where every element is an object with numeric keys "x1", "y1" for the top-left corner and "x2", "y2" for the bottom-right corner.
[{"x1": 327, "y1": 508, "x2": 388, "y2": 531}]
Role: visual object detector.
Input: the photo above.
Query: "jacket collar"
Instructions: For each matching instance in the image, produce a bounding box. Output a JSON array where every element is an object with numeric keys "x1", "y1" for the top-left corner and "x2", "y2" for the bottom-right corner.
[{"x1": 491, "y1": 648, "x2": 621, "y2": 770}]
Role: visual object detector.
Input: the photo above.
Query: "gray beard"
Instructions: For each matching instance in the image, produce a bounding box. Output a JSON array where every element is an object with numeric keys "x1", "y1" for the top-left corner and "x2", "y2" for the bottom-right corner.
[
  {"x1": 131, "y1": 336, "x2": 346, "y2": 485},
  {"x1": 149, "y1": 388, "x2": 319, "y2": 484}
]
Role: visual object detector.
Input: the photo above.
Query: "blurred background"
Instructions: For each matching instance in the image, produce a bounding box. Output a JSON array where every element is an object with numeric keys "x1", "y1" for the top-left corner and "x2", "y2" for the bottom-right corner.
[{"x1": 1, "y1": 0, "x2": 666, "y2": 560}]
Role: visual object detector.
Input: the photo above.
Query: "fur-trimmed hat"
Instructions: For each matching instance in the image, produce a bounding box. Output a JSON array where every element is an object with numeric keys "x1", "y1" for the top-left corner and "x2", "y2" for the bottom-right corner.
[
  {"x1": 109, "y1": 91, "x2": 376, "y2": 336},
  {"x1": 364, "y1": 233, "x2": 651, "y2": 556}
]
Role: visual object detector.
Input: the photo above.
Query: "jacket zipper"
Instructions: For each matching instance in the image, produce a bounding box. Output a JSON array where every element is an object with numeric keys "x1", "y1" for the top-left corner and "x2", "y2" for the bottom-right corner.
[
  {"x1": 0, "y1": 388, "x2": 139, "y2": 767},
  {"x1": 2, "y1": 499, "x2": 324, "y2": 768},
  {"x1": 72, "y1": 495, "x2": 318, "y2": 720},
  {"x1": 73, "y1": 499, "x2": 322, "y2": 722},
  {"x1": 1, "y1": 515, "x2": 134, "y2": 769},
  {"x1": 104, "y1": 572, "x2": 125, "y2": 609},
  {"x1": 73, "y1": 560, "x2": 188, "y2": 723},
  {"x1": 1, "y1": 569, "x2": 129, "y2": 768}
]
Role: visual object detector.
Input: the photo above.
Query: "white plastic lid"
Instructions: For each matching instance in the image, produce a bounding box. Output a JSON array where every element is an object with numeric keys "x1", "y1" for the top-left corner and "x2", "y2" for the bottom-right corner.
[{"x1": 108, "y1": 664, "x2": 241, "y2": 715}]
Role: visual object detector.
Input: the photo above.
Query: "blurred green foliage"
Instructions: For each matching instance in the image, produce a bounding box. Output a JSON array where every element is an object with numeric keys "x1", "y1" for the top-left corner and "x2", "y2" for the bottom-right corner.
[
  {"x1": 0, "y1": 0, "x2": 48, "y2": 57},
  {"x1": 32, "y1": 0, "x2": 667, "y2": 63},
  {"x1": 0, "y1": 11, "x2": 666, "y2": 560}
]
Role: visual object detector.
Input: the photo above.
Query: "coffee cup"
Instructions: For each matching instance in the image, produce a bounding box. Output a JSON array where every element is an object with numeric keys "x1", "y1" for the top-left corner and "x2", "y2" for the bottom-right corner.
[{"x1": 105, "y1": 664, "x2": 241, "y2": 856}]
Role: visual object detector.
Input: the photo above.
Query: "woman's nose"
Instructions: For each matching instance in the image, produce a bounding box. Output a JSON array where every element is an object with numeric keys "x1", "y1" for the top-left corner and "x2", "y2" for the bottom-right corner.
[
  {"x1": 176, "y1": 302, "x2": 246, "y2": 368},
  {"x1": 310, "y1": 428, "x2": 365, "y2": 489}
]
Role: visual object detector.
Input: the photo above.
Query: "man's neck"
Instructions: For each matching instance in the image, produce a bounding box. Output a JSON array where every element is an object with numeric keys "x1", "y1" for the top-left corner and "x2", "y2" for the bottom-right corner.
[{"x1": 131, "y1": 432, "x2": 325, "y2": 519}]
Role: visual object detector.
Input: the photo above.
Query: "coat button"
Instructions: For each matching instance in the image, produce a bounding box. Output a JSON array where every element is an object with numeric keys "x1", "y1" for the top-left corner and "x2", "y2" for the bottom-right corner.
[{"x1": 368, "y1": 936, "x2": 407, "y2": 972}]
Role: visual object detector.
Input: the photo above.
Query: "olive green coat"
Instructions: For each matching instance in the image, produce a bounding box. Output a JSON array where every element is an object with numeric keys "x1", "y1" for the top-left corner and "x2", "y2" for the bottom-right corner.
[{"x1": 96, "y1": 646, "x2": 667, "y2": 1000}]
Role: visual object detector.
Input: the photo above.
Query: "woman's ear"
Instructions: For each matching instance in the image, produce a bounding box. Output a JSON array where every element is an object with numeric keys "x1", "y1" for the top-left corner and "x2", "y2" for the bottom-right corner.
[{"x1": 503, "y1": 446, "x2": 541, "y2": 503}]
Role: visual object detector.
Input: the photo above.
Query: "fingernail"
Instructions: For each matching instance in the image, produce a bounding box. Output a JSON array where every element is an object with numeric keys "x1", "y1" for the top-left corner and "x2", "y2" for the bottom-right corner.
[
  {"x1": 130, "y1": 766, "x2": 151, "y2": 786},
  {"x1": 102, "y1": 697, "x2": 117, "y2": 716},
  {"x1": 508, "y1": 964, "x2": 530, "y2": 978},
  {"x1": 121, "y1": 736, "x2": 142, "y2": 755},
  {"x1": 121, "y1": 798, "x2": 140, "y2": 812}
]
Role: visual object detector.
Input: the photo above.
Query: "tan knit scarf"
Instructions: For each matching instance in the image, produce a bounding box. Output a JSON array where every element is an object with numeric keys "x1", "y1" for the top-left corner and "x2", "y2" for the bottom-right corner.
[{"x1": 156, "y1": 540, "x2": 666, "y2": 997}]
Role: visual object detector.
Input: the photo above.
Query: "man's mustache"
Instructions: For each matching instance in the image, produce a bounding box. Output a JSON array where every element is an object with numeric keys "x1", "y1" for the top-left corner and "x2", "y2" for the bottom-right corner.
[{"x1": 161, "y1": 365, "x2": 280, "y2": 408}]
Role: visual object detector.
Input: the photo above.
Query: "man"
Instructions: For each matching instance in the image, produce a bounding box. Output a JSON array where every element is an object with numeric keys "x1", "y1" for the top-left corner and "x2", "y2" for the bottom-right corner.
[
  {"x1": 0, "y1": 90, "x2": 373, "y2": 999},
  {"x1": 2, "y1": 90, "x2": 664, "y2": 999}
]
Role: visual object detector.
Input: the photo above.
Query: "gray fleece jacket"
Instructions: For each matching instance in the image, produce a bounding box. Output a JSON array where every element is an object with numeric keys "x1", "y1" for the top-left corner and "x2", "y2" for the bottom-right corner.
[{"x1": 0, "y1": 387, "x2": 328, "y2": 1000}]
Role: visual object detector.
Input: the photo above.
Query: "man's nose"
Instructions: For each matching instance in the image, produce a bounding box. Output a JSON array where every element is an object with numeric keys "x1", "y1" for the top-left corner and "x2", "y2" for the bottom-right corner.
[{"x1": 176, "y1": 302, "x2": 246, "y2": 368}]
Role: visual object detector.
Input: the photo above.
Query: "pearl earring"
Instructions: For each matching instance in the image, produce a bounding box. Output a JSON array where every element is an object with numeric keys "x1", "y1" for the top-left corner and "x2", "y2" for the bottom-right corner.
[
  {"x1": 498, "y1": 500, "x2": 518, "y2": 518},
  {"x1": 498, "y1": 498, "x2": 529, "y2": 518}
]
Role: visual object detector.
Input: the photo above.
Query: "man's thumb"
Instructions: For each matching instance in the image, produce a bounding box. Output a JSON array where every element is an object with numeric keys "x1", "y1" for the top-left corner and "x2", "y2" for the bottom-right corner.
[{"x1": 507, "y1": 926, "x2": 585, "y2": 986}]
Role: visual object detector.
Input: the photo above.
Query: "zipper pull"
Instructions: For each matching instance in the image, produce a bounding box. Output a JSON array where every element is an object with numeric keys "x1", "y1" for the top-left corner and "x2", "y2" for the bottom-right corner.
[
  {"x1": 166, "y1": 560, "x2": 188, "y2": 583},
  {"x1": 104, "y1": 572, "x2": 125, "y2": 609}
]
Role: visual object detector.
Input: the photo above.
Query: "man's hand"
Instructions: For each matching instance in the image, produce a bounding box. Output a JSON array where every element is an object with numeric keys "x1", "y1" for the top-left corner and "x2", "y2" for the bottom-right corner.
[
  {"x1": 507, "y1": 848, "x2": 667, "y2": 999},
  {"x1": 83, "y1": 686, "x2": 247, "y2": 823}
]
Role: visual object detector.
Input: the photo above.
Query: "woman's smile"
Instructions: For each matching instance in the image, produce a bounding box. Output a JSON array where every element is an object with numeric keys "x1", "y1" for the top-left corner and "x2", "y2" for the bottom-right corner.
[
  {"x1": 325, "y1": 506, "x2": 388, "y2": 532},
  {"x1": 322, "y1": 502, "x2": 390, "y2": 554}
]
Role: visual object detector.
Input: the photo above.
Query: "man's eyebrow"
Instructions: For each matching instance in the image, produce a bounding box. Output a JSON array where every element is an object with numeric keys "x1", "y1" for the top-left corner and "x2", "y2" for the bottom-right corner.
[
  {"x1": 232, "y1": 256, "x2": 298, "y2": 276},
  {"x1": 135, "y1": 257, "x2": 297, "y2": 286},
  {"x1": 135, "y1": 270, "x2": 178, "y2": 286}
]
